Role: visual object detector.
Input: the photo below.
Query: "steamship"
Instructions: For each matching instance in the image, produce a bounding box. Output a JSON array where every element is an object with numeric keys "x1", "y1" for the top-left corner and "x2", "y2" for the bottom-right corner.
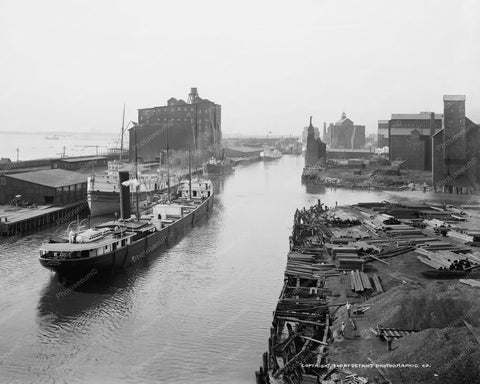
[
  {"x1": 262, "y1": 148, "x2": 282, "y2": 161},
  {"x1": 202, "y1": 157, "x2": 234, "y2": 176},
  {"x1": 39, "y1": 178, "x2": 213, "y2": 276},
  {"x1": 87, "y1": 161, "x2": 180, "y2": 217}
]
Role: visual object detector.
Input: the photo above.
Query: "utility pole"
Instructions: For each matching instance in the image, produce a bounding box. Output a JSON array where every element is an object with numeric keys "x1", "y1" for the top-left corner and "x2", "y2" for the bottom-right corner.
[{"x1": 16, "y1": 148, "x2": 19, "y2": 162}]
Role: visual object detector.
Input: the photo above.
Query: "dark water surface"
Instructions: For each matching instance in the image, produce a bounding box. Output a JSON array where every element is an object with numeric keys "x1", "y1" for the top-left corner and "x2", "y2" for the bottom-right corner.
[{"x1": 0, "y1": 156, "x2": 442, "y2": 384}]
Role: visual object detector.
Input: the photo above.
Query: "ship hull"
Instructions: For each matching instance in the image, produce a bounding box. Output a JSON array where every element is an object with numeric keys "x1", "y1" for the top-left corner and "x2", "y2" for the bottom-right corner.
[
  {"x1": 203, "y1": 163, "x2": 234, "y2": 176},
  {"x1": 40, "y1": 195, "x2": 214, "y2": 276}
]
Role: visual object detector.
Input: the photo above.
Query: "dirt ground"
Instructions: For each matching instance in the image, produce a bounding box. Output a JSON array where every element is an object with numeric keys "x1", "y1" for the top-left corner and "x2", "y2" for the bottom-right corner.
[
  {"x1": 323, "y1": 253, "x2": 480, "y2": 384},
  {"x1": 320, "y1": 167, "x2": 433, "y2": 190}
]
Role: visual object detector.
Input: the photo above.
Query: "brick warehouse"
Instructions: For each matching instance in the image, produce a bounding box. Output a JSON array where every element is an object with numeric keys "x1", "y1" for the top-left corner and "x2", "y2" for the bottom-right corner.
[
  {"x1": 433, "y1": 95, "x2": 480, "y2": 193},
  {"x1": 387, "y1": 112, "x2": 443, "y2": 171},
  {"x1": 326, "y1": 112, "x2": 365, "y2": 149},
  {"x1": 129, "y1": 88, "x2": 221, "y2": 163}
]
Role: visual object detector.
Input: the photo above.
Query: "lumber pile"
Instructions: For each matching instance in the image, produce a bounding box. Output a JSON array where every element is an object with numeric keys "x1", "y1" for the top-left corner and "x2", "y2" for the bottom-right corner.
[
  {"x1": 349, "y1": 270, "x2": 373, "y2": 292},
  {"x1": 371, "y1": 274, "x2": 383, "y2": 292},
  {"x1": 459, "y1": 279, "x2": 480, "y2": 288},
  {"x1": 448, "y1": 230, "x2": 474, "y2": 243}
]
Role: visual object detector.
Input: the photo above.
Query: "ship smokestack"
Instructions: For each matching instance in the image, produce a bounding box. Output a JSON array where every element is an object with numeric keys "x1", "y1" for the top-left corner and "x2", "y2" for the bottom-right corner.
[{"x1": 119, "y1": 171, "x2": 131, "y2": 220}]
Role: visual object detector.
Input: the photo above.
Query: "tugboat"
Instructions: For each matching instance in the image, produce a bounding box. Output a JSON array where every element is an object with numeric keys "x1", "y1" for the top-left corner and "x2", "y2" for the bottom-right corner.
[
  {"x1": 202, "y1": 157, "x2": 234, "y2": 176},
  {"x1": 39, "y1": 178, "x2": 213, "y2": 275}
]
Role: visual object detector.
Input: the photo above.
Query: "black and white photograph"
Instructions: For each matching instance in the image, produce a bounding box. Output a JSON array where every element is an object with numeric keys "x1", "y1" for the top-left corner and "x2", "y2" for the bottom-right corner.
[{"x1": 1, "y1": 1, "x2": 479, "y2": 383}]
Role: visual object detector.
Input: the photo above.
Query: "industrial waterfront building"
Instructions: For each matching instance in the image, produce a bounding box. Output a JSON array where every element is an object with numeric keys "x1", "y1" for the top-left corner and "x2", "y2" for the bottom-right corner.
[
  {"x1": 386, "y1": 112, "x2": 443, "y2": 171},
  {"x1": 326, "y1": 113, "x2": 365, "y2": 149},
  {"x1": 377, "y1": 120, "x2": 389, "y2": 148},
  {"x1": 433, "y1": 95, "x2": 480, "y2": 193},
  {"x1": 130, "y1": 88, "x2": 222, "y2": 163},
  {"x1": 51, "y1": 156, "x2": 109, "y2": 172},
  {"x1": 302, "y1": 125, "x2": 320, "y2": 144},
  {"x1": 305, "y1": 117, "x2": 326, "y2": 166},
  {"x1": 0, "y1": 169, "x2": 87, "y2": 205}
]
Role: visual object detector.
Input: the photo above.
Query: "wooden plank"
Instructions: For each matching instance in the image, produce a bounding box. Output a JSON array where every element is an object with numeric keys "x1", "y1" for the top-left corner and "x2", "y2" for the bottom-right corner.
[
  {"x1": 464, "y1": 320, "x2": 480, "y2": 345},
  {"x1": 300, "y1": 335, "x2": 328, "y2": 345}
]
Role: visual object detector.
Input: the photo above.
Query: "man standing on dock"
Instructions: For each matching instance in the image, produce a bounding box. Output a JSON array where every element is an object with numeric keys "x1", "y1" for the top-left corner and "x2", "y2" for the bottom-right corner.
[
  {"x1": 340, "y1": 322, "x2": 346, "y2": 337},
  {"x1": 346, "y1": 302, "x2": 352, "y2": 318}
]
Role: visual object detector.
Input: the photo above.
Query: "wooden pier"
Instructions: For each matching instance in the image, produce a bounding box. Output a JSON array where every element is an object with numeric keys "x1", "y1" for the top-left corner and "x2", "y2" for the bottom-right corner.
[
  {"x1": 256, "y1": 200, "x2": 480, "y2": 383},
  {"x1": 0, "y1": 200, "x2": 89, "y2": 236}
]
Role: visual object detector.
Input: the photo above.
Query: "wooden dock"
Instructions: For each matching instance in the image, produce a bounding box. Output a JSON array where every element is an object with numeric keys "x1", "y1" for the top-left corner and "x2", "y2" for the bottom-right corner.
[
  {"x1": 0, "y1": 200, "x2": 89, "y2": 236},
  {"x1": 256, "y1": 199, "x2": 480, "y2": 383}
]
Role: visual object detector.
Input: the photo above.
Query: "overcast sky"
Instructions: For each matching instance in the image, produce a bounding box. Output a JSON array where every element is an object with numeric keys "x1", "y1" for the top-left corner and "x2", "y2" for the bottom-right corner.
[{"x1": 1, "y1": 0, "x2": 479, "y2": 137}]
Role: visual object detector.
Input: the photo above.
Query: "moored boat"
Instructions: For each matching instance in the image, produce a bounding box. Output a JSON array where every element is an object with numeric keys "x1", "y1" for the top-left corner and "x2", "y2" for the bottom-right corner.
[
  {"x1": 39, "y1": 178, "x2": 214, "y2": 276},
  {"x1": 262, "y1": 148, "x2": 282, "y2": 161},
  {"x1": 202, "y1": 157, "x2": 234, "y2": 176}
]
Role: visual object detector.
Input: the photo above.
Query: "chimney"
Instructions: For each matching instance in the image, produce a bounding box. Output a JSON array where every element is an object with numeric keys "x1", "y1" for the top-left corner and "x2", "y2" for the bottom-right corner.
[
  {"x1": 119, "y1": 171, "x2": 131, "y2": 220},
  {"x1": 430, "y1": 112, "x2": 435, "y2": 137}
]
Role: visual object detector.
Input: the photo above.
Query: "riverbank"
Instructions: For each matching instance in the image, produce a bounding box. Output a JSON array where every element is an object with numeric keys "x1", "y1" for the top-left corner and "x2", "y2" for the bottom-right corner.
[
  {"x1": 302, "y1": 167, "x2": 434, "y2": 192},
  {"x1": 256, "y1": 199, "x2": 480, "y2": 384}
]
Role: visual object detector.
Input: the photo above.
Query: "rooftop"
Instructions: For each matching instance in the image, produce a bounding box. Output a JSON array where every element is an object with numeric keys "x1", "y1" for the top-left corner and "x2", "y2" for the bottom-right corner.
[
  {"x1": 6, "y1": 169, "x2": 87, "y2": 188},
  {"x1": 58, "y1": 156, "x2": 108, "y2": 163},
  {"x1": 443, "y1": 95, "x2": 466, "y2": 102},
  {"x1": 391, "y1": 113, "x2": 443, "y2": 120}
]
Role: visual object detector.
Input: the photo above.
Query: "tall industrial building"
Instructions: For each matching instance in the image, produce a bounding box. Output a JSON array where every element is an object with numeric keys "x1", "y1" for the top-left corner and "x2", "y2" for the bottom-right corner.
[
  {"x1": 433, "y1": 95, "x2": 480, "y2": 193},
  {"x1": 326, "y1": 113, "x2": 365, "y2": 149},
  {"x1": 129, "y1": 88, "x2": 222, "y2": 163},
  {"x1": 305, "y1": 117, "x2": 326, "y2": 167},
  {"x1": 387, "y1": 112, "x2": 443, "y2": 171}
]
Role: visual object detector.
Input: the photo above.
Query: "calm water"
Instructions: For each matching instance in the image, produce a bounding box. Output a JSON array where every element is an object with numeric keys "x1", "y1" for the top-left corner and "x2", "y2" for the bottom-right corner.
[
  {"x1": 0, "y1": 132, "x2": 118, "y2": 161},
  {"x1": 0, "y1": 156, "x2": 456, "y2": 384}
]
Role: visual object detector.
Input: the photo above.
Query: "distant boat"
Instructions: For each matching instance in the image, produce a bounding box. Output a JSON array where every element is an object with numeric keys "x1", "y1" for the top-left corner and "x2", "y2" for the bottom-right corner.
[
  {"x1": 45, "y1": 135, "x2": 59, "y2": 140},
  {"x1": 202, "y1": 157, "x2": 234, "y2": 176},
  {"x1": 262, "y1": 148, "x2": 282, "y2": 161}
]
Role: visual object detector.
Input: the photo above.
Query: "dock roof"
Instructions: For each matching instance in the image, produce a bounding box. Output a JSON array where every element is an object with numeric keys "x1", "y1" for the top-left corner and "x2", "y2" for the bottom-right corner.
[
  {"x1": 6, "y1": 169, "x2": 87, "y2": 188},
  {"x1": 58, "y1": 156, "x2": 108, "y2": 163}
]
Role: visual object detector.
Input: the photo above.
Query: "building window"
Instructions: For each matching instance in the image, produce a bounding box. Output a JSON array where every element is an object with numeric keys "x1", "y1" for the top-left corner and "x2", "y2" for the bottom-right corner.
[{"x1": 0, "y1": 177, "x2": 5, "y2": 185}]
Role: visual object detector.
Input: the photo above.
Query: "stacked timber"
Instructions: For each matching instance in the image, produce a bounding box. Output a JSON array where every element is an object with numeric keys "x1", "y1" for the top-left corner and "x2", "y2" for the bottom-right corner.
[
  {"x1": 459, "y1": 279, "x2": 480, "y2": 288},
  {"x1": 285, "y1": 254, "x2": 336, "y2": 279},
  {"x1": 416, "y1": 248, "x2": 479, "y2": 270},
  {"x1": 349, "y1": 270, "x2": 373, "y2": 293},
  {"x1": 337, "y1": 257, "x2": 365, "y2": 271},
  {"x1": 447, "y1": 230, "x2": 474, "y2": 243}
]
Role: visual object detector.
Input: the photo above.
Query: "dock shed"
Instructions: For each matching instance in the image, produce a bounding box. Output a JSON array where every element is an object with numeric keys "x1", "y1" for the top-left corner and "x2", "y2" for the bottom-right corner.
[
  {"x1": 52, "y1": 156, "x2": 108, "y2": 172},
  {"x1": 0, "y1": 169, "x2": 87, "y2": 205}
]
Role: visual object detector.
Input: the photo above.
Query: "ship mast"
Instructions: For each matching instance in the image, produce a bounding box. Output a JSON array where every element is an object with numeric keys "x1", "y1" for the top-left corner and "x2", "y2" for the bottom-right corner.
[
  {"x1": 133, "y1": 123, "x2": 140, "y2": 220},
  {"x1": 119, "y1": 103, "x2": 125, "y2": 163},
  {"x1": 166, "y1": 118, "x2": 171, "y2": 203},
  {"x1": 189, "y1": 133, "x2": 192, "y2": 199}
]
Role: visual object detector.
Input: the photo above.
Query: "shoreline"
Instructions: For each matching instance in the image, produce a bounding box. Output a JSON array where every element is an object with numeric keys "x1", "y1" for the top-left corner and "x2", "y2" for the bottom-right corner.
[{"x1": 256, "y1": 198, "x2": 480, "y2": 384}]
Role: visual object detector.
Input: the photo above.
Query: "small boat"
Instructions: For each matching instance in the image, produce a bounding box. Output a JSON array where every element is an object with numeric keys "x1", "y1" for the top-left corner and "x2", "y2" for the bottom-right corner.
[
  {"x1": 39, "y1": 178, "x2": 213, "y2": 276},
  {"x1": 262, "y1": 148, "x2": 282, "y2": 161},
  {"x1": 202, "y1": 157, "x2": 234, "y2": 176},
  {"x1": 45, "y1": 135, "x2": 59, "y2": 140}
]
